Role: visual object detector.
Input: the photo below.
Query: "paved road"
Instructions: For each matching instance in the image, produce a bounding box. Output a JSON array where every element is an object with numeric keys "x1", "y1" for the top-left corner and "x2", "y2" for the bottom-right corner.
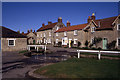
[
  {"x1": 46, "y1": 45, "x2": 78, "y2": 53},
  {"x1": 2, "y1": 48, "x2": 75, "y2": 79},
  {"x1": 2, "y1": 51, "x2": 44, "y2": 78}
]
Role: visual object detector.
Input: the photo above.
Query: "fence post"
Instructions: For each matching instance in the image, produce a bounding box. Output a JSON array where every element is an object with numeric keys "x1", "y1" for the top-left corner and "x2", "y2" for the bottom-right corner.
[
  {"x1": 37, "y1": 47, "x2": 38, "y2": 52},
  {"x1": 78, "y1": 51, "x2": 80, "y2": 58},
  {"x1": 45, "y1": 45, "x2": 46, "y2": 52},
  {"x1": 98, "y1": 51, "x2": 101, "y2": 60}
]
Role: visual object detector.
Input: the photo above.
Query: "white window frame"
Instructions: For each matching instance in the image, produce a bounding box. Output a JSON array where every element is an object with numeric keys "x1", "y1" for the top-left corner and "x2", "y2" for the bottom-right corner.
[
  {"x1": 117, "y1": 24, "x2": 120, "y2": 30},
  {"x1": 56, "y1": 39, "x2": 58, "y2": 44},
  {"x1": 41, "y1": 34, "x2": 42, "y2": 37},
  {"x1": 48, "y1": 39, "x2": 51, "y2": 43},
  {"x1": 37, "y1": 34, "x2": 39, "y2": 37},
  {"x1": 7, "y1": 39, "x2": 16, "y2": 46},
  {"x1": 117, "y1": 37, "x2": 120, "y2": 46},
  {"x1": 91, "y1": 27, "x2": 95, "y2": 32},
  {"x1": 49, "y1": 32, "x2": 51, "y2": 36},
  {"x1": 74, "y1": 30, "x2": 78, "y2": 35},
  {"x1": 74, "y1": 39, "x2": 77, "y2": 44},
  {"x1": 56, "y1": 26, "x2": 59, "y2": 31},
  {"x1": 64, "y1": 31, "x2": 67, "y2": 36},
  {"x1": 91, "y1": 37, "x2": 94, "y2": 44},
  {"x1": 44, "y1": 33, "x2": 46, "y2": 37},
  {"x1": 56, "y1": 32, "x2": 58, "y2": 36}
]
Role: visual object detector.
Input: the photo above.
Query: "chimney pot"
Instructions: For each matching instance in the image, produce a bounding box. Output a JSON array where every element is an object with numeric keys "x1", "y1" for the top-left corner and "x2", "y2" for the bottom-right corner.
[
  {"x1": 27, "y1": 30, "x2": 30, "y2": 33},
  {"x1": 58, "y1": 17, "x2": 62, "y2": 23},
  {"x1": 30, "y1": 29, "x2": 32, "y2": 32},
  {"x1": 42, "y1": 23, "x2": 45, "y2": 27},
  {"x1": 48, "y1": 21, "x2": 52, "y2": 25},
  {"x1": 91, "y1": 13, "x2": 96, "y2": 20},
  {"x1": 87, "y1": 16, "x2": 91, "y2": 23},
  {"x1": 67, "y1": 21, "x2": 70, "y2": 27},
  {"x1": 22, "y1": 32, "x2": 24, "y2": 35}
]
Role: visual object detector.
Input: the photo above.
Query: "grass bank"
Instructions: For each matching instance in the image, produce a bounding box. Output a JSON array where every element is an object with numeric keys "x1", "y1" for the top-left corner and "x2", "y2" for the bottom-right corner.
[{"x1": 34, "y1": 58, "x2": 120, "y2": 78}]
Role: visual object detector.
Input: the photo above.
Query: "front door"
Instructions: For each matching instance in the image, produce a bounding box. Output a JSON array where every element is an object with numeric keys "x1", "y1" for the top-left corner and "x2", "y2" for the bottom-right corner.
[
  {"x1": 103, "y1": 38, "x2": 107, "y2": 49},
  {"x1": 69, "y1": 39, "x2": 72, "y2": 48}
]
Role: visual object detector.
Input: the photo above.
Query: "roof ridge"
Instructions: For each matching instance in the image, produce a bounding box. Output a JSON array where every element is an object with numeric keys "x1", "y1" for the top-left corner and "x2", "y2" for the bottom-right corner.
[{"x1": 95, "y1": 16, "x2": 117, "y2": 21}]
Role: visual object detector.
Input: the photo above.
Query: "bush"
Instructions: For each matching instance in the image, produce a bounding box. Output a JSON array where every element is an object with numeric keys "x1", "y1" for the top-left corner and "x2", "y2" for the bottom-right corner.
[
  {"x1": 71, "y1": 40, "x2": 74, "y2": 48},
  {"x1": 91, "y1": 47, "x2": 98, "y2": 50},
  {"x1": 82, "y1": 47, "x2": 89, "y2": 50},
  {"x1": 85, "y1": 40, "x2": 89, "y2": 47},
  {"x1": 107, "y1": 40, "x2": 116, "y2": 50},
  {"x1": 58, "y1": 41, "x2": 62, "y2": 47},
  {"x1": 77, "y1": 41, "x2": 81, "y2": 47},
  {"x1": 98, "y1": 47, "x2": 102, "y2": 50}
]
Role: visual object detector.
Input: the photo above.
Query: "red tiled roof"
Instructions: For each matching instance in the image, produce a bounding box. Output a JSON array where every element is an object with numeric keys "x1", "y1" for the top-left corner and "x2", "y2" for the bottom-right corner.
[
  {"x1": 55, "y1": 23, "x2": 88, "y2": 32},
  {"x1": 37, "y1": 22, "x2": 58, "y2": 32},
  {"x1": 1, "y1": 26, "x2": 27, "y2": 38},
  {"x1": 93, "y1": 16, "x2": 117, "y2": 30}
]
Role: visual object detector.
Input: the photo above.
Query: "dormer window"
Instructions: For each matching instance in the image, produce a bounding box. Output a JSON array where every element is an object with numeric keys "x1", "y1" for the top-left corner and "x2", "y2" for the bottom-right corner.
[
  {"x1": 64, "y1": 31, "x2": 67, "y2": 36},
  {"x1": 74, "y1": 30, "x2": 78, "y2": 35},
  {"x1": 91, "y1": 27, "x2": 95, "y2": 32},
  {"x1": 117, "y1": 24, "x2": 120, "y2": 30},
  {"x1": 56, "y1": 27, "x2": 59, "y2": 31}
]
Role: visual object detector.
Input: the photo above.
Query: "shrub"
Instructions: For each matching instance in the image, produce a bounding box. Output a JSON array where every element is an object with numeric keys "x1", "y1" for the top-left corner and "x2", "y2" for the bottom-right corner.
[
  {"x1": 71, "y1": 40, "x2": 74, "y2": 48},
  {"x1": 107, "y1": 40, "x2": 116, "y2": 50},
  {"x1": 58, "y1": 41, "x2": 62, "y2": 47},
  {"x1": 98, "y1": 47, "x2": 102, "y2": 50},
  {"x1": 85, "y1": 40, "x2": 89, "y2": 47},
  {"x1": 77, "y1": 41, "x2": 81, "y2": 47}
]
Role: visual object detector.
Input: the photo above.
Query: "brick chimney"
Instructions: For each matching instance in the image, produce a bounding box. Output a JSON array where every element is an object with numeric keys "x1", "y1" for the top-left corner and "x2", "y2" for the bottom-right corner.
[
  {"x1": 48, "y1": 21, "x2": 52, "y2": 25},
  {"x1": 34, "y1": 30, "x2": 35, "y2": 32},
  {"x1": 27, "y1": 30, "x2": 30, "y2": 33},
  {"x1": 22, "y1": 32, "x2": 24, "y2": 35},
  {"x1": 58, "y1": 17, "x2": 62, "y2": 23},
  {"x1": 91, "y1": 13, "x2": 95, "y2": 20},
  {"x1": 42, "y1": 23, "x2": 45, "y2": 27},
  {"x1": 30, "y1": 29, "x2": 32, "y2": 32},
  {"x1": 87, "y1": 16, "x2": 91, "y2": 23},
  {"x1": 67, "y1": 21, "x2": 70, "y2": 27}
]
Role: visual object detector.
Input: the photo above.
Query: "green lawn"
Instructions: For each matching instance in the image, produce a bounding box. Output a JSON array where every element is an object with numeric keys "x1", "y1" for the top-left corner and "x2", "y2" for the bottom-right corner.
[{"x1": 34, "y1": 58, "x2": 120, "y2": 78}]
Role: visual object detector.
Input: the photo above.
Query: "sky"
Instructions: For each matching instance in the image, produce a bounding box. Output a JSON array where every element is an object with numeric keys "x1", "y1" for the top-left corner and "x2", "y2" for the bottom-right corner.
[{"x1": 2, "y1": 2, "x2": 118, "y2": 33}]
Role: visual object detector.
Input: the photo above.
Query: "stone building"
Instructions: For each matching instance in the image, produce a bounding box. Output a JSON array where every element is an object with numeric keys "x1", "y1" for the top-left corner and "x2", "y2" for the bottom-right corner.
[
  {"x1": 36, "y1": 17, "x2": 65, "y2": 45},
  {"x1": 55, "y1": 21, "x2": 88, "y2": 47},
  {"x1": 55, "y1": 14, "x2": 120, "y2": 49},
  {"x1": 22, "y1": 29, "x2": 37, "y2": 44},
  {"x1": 1, "y1": 26, "x2": 27, "y2": 51},
  {"x1": 84, "y1": 14, "x2": 120, "y2": 49}
]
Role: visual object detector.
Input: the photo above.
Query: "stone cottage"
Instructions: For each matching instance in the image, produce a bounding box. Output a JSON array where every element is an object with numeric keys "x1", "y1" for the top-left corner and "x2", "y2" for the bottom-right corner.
[
  {"x1": 22, "y1": 29, "x2": 37, "y2": 44},
  {"x1": 55, "y1": 14, "x2": 120, "y2": 49},
  {"x1": 84, "y1": 14, "x2": 120, "y2": 49},
  {"x1": 55, "y1": 21, "x2": 88, "y2": 47},
  {"x1": 37, "y1": 17, "x2": 65, "y2": 45},
  {"x1": 1, "y1": 26, "x2": 27, "y2": 51}
]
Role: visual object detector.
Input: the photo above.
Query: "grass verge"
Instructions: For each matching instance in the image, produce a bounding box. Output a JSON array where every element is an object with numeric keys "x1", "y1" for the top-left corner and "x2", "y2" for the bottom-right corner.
[{"x1": 34, "y1": 58, "x2": 120, "y2": 78}]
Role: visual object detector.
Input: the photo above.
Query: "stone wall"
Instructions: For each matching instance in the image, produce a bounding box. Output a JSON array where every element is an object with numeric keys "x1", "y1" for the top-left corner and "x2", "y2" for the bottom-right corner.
[{"x1": 1, "y1": 38, "x2": 27, "y2": 51}]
